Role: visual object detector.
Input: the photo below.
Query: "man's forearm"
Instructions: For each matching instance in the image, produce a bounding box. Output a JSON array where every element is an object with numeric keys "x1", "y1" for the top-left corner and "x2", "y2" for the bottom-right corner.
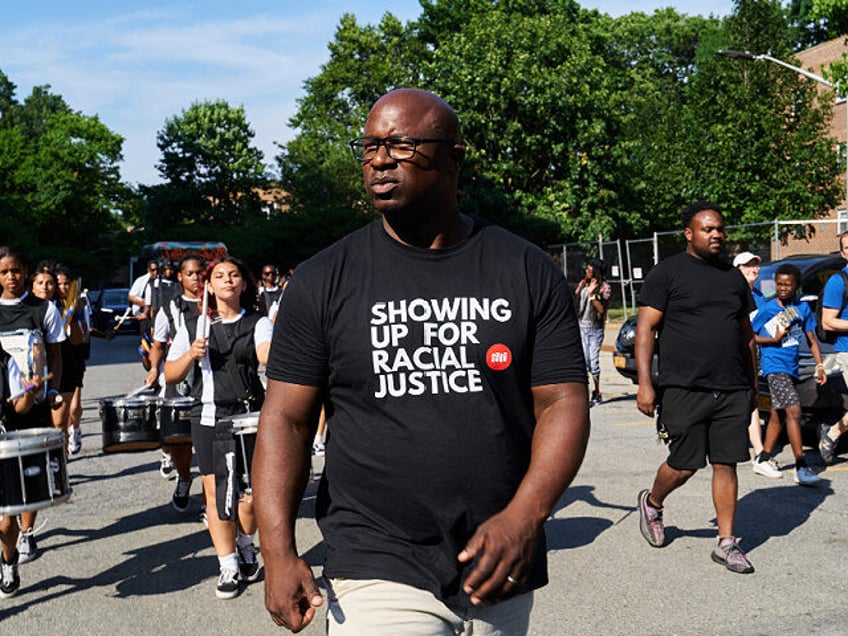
[
  {"x1": 254, "y1": 381, "x2": 322, "y2": 559},
  {"x1": 505, "y1": 383, "x2": 589, "y2": 526},
  {"x1": 254, "y1": 416, "x2": 314, "y2": 557}
]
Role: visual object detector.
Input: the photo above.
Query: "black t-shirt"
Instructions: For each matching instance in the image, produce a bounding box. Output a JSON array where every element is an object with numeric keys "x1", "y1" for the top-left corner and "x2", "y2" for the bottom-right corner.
[
  {"x1": 638, "y1": 252, "x2": 753, "y2": 390},
  {"x1": 266, "y1": 219, "x2": 585, "y2": 609}
]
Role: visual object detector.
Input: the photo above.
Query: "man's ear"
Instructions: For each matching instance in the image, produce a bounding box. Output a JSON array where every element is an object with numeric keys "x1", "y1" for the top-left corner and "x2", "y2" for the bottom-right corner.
[{"x1": 451, "y1": 144, "x2": 465, "y2": 171}]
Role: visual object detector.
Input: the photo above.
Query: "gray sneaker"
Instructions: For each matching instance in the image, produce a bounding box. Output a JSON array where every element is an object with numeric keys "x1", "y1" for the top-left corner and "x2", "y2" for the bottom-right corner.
[
  {"x1": 711, "y1": 536, "x2": 754, "y2": 574},
  {"x1": 818, "y1": 423, "x2": 836, "y2": 465},
  {"x1": 638, "y1": 489, "x2": 664, "y2": 547}
]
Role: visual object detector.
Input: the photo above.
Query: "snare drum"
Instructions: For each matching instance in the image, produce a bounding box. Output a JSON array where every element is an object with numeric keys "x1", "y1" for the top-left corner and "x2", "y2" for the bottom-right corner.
[
  {"x1": 157, "y1": 397, "x2": 194, "y2": 444},
  {"x1": 229, "y1": 412, "x2": 259, "y2": 493},
  {"x1": 99, "y1": 395, "x2": 160, "y2": 452},
  {"x1": 0, "y1": 428, "x2": 71, "y2": 515}
]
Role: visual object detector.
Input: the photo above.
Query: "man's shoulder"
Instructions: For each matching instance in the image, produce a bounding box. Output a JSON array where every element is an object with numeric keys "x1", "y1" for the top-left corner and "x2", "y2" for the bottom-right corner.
[
  {"x1": 826, "y1": 267, "x2": 848, "y2": 283},
  {"x1": 470, "y1": 221, "x2": 561, "y2": 271}
]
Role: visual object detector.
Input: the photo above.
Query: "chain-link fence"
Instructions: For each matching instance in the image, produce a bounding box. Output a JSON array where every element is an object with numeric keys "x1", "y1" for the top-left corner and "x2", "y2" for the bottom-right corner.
[{"x1": 551, "y1": 216, "x2": 847, "y2": 318}]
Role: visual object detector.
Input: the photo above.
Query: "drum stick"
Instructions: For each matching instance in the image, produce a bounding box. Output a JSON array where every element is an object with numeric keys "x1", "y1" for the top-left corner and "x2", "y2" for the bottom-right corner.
[
  {"x1": 7, "y1": 373, "x2": 53, "y2": 403},
  {"x1": 113, "y1": 307, "x2": 132, "y2": 331},
  {"x1": 197, "y1": 282, "x2": 209, "y2": 340},
  {"x1": 124, "y1": 384, "x2": 153, "y2": 399}
]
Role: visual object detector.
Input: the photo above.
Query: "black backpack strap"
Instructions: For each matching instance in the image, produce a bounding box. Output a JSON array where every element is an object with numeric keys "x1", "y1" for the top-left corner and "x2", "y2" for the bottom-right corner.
[{"x1": 840, "y1": 271, "x2": 848, "y2": 311}]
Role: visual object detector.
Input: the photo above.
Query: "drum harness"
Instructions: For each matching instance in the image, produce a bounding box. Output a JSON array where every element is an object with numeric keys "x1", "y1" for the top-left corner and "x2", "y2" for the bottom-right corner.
[{"x1": 208, "y1": 317, "x2": 262, "y2": 517}]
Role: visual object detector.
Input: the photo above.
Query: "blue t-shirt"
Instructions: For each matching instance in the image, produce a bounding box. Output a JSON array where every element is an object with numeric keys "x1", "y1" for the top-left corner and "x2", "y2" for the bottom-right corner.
[
  {"x1": 752, "y1": 287, "x2": 766, "y2": 310},
  {"x1": 821, "y1": 267, "x2": 848, "y2": 352},
  {"x1": 752, "y1": 297, "x2": 816, "y2": 378}
]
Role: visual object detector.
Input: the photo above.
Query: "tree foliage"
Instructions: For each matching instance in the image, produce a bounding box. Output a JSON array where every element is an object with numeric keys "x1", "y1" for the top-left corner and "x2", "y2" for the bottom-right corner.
[
  {"x1": 148, "y1": 99, "x2": 268, "y2": 235},
  {"x1": 0, "y1": 70, "x2": 131, "y2": 280},
  {"x1": 634, "y1": 0, "x2": 840, "y2": 234},
  {"x1": 275, "y1": 0, "x2": 841, "y2": 246}
]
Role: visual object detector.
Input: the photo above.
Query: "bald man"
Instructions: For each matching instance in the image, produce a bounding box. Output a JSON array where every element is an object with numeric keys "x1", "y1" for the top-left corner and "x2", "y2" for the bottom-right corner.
[{"x1": 254, "y1": 89, "x2": 590, "y2": 634}]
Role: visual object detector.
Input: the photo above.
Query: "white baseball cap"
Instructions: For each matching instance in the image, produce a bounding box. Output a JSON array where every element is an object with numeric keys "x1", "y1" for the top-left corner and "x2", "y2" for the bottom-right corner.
[{"x1": 732, "y1": 251, "x2": 762, "y2": 267}]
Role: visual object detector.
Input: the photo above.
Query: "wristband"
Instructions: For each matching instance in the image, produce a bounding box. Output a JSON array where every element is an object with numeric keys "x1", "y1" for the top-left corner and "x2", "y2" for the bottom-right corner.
[
  {"x1": 594, "y1": 293, "x2": 603, "y2": 301},
  {"x1": 48, "y1": 388, "x2": 64, "y2": 405}
]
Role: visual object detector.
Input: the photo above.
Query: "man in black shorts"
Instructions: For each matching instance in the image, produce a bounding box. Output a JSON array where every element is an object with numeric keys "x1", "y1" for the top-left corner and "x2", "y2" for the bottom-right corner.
[{"x1": 635, "y1": 201, "x2": 757, "y2": 574}]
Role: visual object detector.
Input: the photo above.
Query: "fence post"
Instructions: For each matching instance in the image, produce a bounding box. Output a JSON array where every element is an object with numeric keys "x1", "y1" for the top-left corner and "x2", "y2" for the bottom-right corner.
[{"x1": 773, "y1": 219, "x2": 779, "y2": 261}]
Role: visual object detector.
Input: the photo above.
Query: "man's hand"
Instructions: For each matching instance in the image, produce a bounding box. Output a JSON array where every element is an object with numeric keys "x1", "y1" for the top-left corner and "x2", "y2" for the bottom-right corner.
[
  {"x1": 457, "y1": 508, "x2": 538, "y2": 606},
  {"x1": 264, "y1": 553, "x2": 323, "y2": 632},
  {"x1": 636, "y1": 383, "x2": 656, "y2": 417}
]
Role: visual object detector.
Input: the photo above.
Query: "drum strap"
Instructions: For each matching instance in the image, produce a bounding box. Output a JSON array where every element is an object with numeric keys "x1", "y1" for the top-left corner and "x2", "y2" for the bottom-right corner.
[{"x1": 0, "y1": 351, "x2": 10, "y2": 428}]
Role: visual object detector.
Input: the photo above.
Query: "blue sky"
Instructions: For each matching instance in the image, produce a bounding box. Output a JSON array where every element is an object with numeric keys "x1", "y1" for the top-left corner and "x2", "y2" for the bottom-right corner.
[{"x1": 2, "y1": 0, "x2": 736, "y2": 185}]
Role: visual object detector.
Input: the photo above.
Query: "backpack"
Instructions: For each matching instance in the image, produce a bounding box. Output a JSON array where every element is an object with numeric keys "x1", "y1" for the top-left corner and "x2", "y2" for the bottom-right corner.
[{"x1": 816, "y1": 270, "x2": 848, "y2": 344}]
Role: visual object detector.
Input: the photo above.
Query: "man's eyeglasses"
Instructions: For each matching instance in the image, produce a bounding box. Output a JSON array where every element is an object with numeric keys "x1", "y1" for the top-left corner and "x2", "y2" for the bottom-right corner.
[
  {"x1": 348, "y1": 136, "x2": 457, "y2": 163},
  {"x1": 262, "y1": 270, "x2": 275, "y2": 276}
]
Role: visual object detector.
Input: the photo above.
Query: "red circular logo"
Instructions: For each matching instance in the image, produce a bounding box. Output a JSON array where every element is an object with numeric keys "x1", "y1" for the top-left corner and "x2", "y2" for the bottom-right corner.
[{"x1": 486, "y1": 344, "x2": 512, "y2": 371}]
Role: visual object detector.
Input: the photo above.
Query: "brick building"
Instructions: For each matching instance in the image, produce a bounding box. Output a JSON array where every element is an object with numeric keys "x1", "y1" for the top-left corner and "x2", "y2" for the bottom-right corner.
[{"x1": 777, "y1": 36, "x2": 848, "y2": 257}]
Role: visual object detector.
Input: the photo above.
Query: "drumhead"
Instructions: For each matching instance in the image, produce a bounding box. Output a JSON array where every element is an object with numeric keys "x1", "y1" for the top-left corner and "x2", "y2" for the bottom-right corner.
[
  {"x1": 159, "y1": 397, "x2": 195, "y2": 407},
  {"x1": 100, "y1": 395, "x2": 158, "y2": 408},
  {"x1": 0, "y1": 428, "x2": 65, "y2": 460}
]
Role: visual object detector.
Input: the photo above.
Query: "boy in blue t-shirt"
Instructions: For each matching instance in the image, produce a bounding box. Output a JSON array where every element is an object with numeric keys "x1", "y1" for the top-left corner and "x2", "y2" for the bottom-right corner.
[{"x1": 751, "y1": 264, "x2": 826, "y2": 486}]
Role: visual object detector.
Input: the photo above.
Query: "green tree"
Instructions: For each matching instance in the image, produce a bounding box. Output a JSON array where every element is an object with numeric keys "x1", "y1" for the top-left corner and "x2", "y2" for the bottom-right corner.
[
  {"x1": 277, "y1": 12, "x2": 426, "y2": 257},
  {"x1": 627, "y1": 0, "x2": 840, "y2": 237},
  {"x1": 152, "y1": 99, "x2": 268, "y2": 232},
  {"x1": 0, "y1": 70, "x2": 130, "y2": 277},
  {"x1": 426, "y1": 4, "x2": 649, "y2": 242}
]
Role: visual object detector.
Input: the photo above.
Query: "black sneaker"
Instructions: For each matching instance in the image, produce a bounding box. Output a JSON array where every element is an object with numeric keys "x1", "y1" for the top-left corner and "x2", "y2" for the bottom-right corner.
[
  {"x1": 0, "y1": 551, "x2": 20, "y2": 599},
  {"x1": 171, "y1": 478, "x2": 192, "y2": 512},
  {"x1": 238, "y1": 542, "x2": 260, "y2": 582},
  {"x1": 216, "y1": 566, "x2": 240, "y2": 600}
]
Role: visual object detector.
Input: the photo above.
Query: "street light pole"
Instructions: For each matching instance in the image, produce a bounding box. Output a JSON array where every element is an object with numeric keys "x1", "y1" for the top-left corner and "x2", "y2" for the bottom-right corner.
[{"x1": 717, "y1": 49, "x2": 847, "y2": 213}]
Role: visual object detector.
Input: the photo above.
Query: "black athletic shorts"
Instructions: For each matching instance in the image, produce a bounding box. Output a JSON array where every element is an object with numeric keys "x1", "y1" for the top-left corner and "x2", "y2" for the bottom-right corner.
[
  {"x1": 59, "y1": 343, "x2": 85, "y2": 393},
  {"x1": 191, "y1": 421, "x2": 216, "y2": 476},
  {"x1": 658, "y1": 387, "x2": 751, "y2": 470}
]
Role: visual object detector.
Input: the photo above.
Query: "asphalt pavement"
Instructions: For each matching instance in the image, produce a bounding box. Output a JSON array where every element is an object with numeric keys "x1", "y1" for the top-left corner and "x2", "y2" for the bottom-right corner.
[{"x1": 1, "y1": 327, "x2": 846, "y2": 635}]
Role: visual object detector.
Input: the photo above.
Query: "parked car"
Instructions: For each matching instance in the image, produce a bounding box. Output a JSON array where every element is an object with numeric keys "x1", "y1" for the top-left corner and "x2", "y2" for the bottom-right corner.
[
  {"x1": 90, "y1": 288, "x2": 138, "y2": 334},
  {"x1": 611, "y1": 253, "x2": 848, "y2": 447}
]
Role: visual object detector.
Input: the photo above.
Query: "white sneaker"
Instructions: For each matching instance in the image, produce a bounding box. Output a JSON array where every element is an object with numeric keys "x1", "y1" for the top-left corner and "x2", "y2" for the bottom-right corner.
[
  {"x1": 752, "y1": 458, "x2": 782, "y2": 479},
  {"x1": 16, "y1": 532, "x2": 38, "y2": 564},
  {"x1": 216, "y1": 566, "x2": 240, "y2": 599},
  {"x1": 159, "y1": 451, "x2": 176, "y2": 480},
  {"x1": 68, "y1": 427, "x2": 82, "y2": 455},
  {"x1": 794, "y1": 465, "x2": 820, "y2": 486}
]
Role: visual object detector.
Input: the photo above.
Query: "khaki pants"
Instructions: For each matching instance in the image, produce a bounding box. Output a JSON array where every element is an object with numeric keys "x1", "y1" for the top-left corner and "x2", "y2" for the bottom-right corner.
[{"x1": 325, "y1": 578, "x2": 533, "y2": 636}]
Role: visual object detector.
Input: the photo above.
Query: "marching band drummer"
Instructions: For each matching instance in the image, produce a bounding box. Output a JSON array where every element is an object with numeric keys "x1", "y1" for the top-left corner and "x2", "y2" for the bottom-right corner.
[
  {"x1": 0, "y1": 246, "x2": 65, "y2": 565},
  {"x1": 0, "y1": 345, "x2": 47, "y2": 598},
  {"x1": 145, "y1": 254, "x2": 204, "y2": 511},
  {"x1": 164, "y1": 255, "x2": 271, "y2": 600},
  {"x1": 55, "y1": 265, "x2": 114, "y2": 456}
]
